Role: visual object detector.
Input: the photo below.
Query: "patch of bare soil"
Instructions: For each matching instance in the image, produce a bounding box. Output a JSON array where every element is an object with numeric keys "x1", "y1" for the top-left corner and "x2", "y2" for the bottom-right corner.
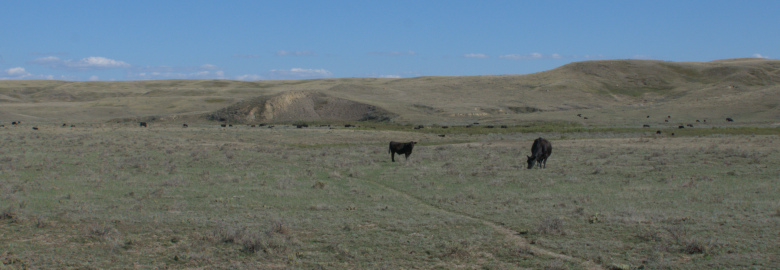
[{"x1": 208, "y1": 91, "x2": 395, "y2": 123}]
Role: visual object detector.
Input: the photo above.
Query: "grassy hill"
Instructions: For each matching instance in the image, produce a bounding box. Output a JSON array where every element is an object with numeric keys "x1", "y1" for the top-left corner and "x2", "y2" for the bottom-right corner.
[{"x1": 1, "y1": 58, "x2": 778, "y2": 126}]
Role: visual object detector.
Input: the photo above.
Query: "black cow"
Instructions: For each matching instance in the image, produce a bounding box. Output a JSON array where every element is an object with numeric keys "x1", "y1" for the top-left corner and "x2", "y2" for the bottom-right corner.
[
  {"x1": 527, "y1": 137, "x2": 552, "y2": 169},
  {"x1": 643, "y1": 124, "x2": 650, "y2": 128},
  {"x1": 726, "y1": 118, "x2": 734, "y2": 122},
  {"x1": 183, "y1": 124, "x2": 189, "y2": 128},
  {"x1": 389, "y1": 141, "x2": 417, "y2": 162},
  {"x1": 140, "y1": 122, "x2": 147, "y2": 127}
]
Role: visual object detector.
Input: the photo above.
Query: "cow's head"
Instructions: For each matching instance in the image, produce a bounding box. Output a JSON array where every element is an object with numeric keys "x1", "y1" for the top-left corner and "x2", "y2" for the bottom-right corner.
[{"x1": 526, "y1": 155, "x2": 536, "y2": 169}]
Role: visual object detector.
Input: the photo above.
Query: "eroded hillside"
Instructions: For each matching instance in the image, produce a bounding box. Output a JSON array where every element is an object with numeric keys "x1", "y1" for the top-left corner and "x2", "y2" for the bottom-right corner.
[{"x1": 1, "y1": 58, "x2": 778, "y2": 126}]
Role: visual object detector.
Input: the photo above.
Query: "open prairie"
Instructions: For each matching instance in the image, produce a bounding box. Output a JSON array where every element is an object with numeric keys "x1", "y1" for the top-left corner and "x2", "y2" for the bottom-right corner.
[{"x1": 1, "y1": 59, "x2": 779, "y2": 269}]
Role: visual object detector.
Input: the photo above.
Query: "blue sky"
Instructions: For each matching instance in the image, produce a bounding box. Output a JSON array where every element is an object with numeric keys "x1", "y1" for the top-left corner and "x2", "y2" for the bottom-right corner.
[{"x1": 1, "y1": 0, "x2": 777, "y2": 81}]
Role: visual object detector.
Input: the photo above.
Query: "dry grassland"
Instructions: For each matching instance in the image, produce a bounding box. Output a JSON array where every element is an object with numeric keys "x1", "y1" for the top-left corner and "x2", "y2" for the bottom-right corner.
[{"x1": 1, "y1": 124, "x2": 778, "y2": 269}]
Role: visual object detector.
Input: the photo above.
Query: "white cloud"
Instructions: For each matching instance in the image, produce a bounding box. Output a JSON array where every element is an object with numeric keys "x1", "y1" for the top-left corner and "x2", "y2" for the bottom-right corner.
[
  {"x1": 30, "y1": 56, "x2": 130, "y2": 71},
  {"x1": 6, "y1": 67, "x2": 30, "y2": 76},
  {"x1": 464, "y1": 53, "x2": 489, "y2": 59},
  {"x1": 270, "y1": 68, "x2": 332, "y2": 78},
  {"x1": 752, "y1": 53, "x2": 769, "y2": 59},
  {"x1": 276, "y1": 50, "x2": 316, "y2": 56},
  {"x1": 551, "y1": 53, "x2": 562, "y2": 59},
  {"x1": 126, "y1": 64, "x2": 225, "y2": 80},
  {"x1": 0, "y1": 66, "x2": 73, "y2": 80},
  {"x1": 235, "y1": 74, "x2": 265, "y2": 81},
  {"x1": 236, "y1": 68, "x2": 333, "y2": 80},
  {"x1": 499, "y1": 53, "x2": 544, "y2": 60},
  {"x1": 88, "y1": 75, "x2": 99, "y2": 81}
]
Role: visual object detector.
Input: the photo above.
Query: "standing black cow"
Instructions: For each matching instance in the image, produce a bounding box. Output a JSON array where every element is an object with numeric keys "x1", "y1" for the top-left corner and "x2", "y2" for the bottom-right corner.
[
  {"x1": 389, "y1": 141, "x2": 417, "y2": 162},
  {"x1": 527, "y1": 137, "x2": 552, "y2": 169},
  {"x1": 140, "y1": 122, "x2": 147, "y2": 127}
]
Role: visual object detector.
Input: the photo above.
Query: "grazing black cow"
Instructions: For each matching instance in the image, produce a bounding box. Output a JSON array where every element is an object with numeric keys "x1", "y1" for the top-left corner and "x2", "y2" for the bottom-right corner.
[
  {"x1": 726, "y1": 118, "x2": 734, "y2": 122},
  {"x1": 345, "y1": 124, "x2": 355, "y2": 128},
  {"x1": 643, "y1": 124, "x2": 650, "y2": 128},
  {"x1": 577, "y1": 114, "x2": 582, "y2": 117},
  {"x1": 696, "y1": 120, "x2": 700, "y2": 122},
  {"x1": 678, "y1": 126, "x2": 685, "y2": 129},
  {"x1": 647, "y1": 115, "x2": 650, "y2": 118},
  {"x1": 442, "y1": 126, "x2": 449, "y2": 129},
  {"x1": 12, "y1": 121, "x2": 18, "y2": 125},
  {"x1": 414, "y1": 125, "x2": 424, "y2": 129},
  {"x1": 500, "y1": 125, "x2": 508, "y2": 128},
  {"x1": 220, "y1": 124, "x2": 227, "y2": 127},
  {"x1": 32, "y1": 127, "x2": 39, "y2": 130},
  {"x1": 656, "y1": 130, "x2": 662, "y2": 134},
  {"x1": 62, "y1": 123, "x2": 67, "y2": 127},
  {"x1": 140, "y1": 122, "x2": 147, "y2": 127},
  {"x1": 687, "y1": 124, "x2": 694, "y2": 127},
  {"x1": 183, "y1": 124, "x2": 189, "y2": 128},
  {"x1": 389, "y1": 141, "x2": 417, "y2": 162},
  {"x1": 527, "y1": 137, "x2": 552, "y2": 169},
  {"x1": 438, "y1": 134, "x2": 445, "y2": 137}
]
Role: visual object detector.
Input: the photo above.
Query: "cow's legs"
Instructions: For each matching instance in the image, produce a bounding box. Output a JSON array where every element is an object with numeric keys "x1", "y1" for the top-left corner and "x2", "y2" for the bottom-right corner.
[
  {"x1": 391, "y1": 152, "x2": 396, "y2": 162},
  {"x1": 404, "y1": 153, "x2": 410, "y2": 160}
]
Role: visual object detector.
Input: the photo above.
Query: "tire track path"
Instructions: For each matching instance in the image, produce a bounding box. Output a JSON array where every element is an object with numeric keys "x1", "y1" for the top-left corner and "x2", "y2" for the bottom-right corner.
[{"x1": 365, "y1": 177, "x2": 603, "y2": 270}]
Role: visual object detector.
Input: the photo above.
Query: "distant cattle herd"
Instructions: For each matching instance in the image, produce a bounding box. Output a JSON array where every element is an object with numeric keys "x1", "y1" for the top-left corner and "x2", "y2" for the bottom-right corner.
[{"x1": 1, "y1": 115, "x2": 744, "y2": 169}]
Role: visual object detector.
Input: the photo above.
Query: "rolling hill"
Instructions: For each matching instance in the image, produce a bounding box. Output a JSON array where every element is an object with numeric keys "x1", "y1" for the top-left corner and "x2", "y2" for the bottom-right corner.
[{"x1": 1, "y1": 58, "x2": 778, "y2": 126}]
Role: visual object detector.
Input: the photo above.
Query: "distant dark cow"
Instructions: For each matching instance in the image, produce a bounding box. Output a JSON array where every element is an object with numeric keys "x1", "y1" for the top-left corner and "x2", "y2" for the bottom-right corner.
[
  {"x1": 583, "y1": 117, "x2": 588, "y2": 119},
  {"x1": 500, "y1": 125, "x2": 508, "y2": 128},
  {"x1": 62, "y1": 123, "x2": 67, "y2": 127},
  {"x1": 389, "y1": 141, "x2": 417, "y2": 162},
  {"x1": 32, "y1": 126, "x2": 39, "y2": 130},
  {"x1": 485, "y1": 125, "x2": 494, "y2": 128},
  {"x1": 687, "y1": 124, "x2": 693, "y2": 127},
  {"x1": 656, "y1": 130, "x2": 662, "y2": 134},
  {"x1": 527, "y1": 137, "x2": 552, "y2": 169},
  {"x1": 414, "y1": 125, "x2": 424, "y2": 129},
  {"x1": 577, "y1": 114, "x2": 582, "y2": 117},
  {"x1": 12, "y1": 121, "x2": 18, "y2": 125},
  {"x1": 345, "y1": 124, "x2": 355, "y2": 128},
  {"x1": 696, "y1": 120, "x2": 700, "y2": 122},
  {"x1": 647, "y1": 115, "x2": 650, "y2": 118},
  {"x1": 220, "y1": 124, "x2": 227, "y2": 127},
  {"x1": 442, "y1": 126, "x2": 449, "y2": 129},
  {"x1": 643, "y1": 124, "x2": 650, "y2": 128},
  {"x1": 140, "y1": 122, "x2": 147, "y2": 127},
  {"x1": 678, "y1": 126, "x2": 685, "y2": 129},
  {"x1": 183, "y1": 124, "x2": 189, "y2": 128},
  {"x1": 438, "y1": 134, "x2": 445, "y2": 137},
  {"x1": 726, "y1": 118, "x2": 734, "y2": 122}
]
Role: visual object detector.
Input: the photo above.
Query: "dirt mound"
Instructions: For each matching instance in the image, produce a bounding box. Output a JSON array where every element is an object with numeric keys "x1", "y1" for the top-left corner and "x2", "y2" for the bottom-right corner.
[{"x1": 208, "y1": 91, "x2": 395, "y2": 123}]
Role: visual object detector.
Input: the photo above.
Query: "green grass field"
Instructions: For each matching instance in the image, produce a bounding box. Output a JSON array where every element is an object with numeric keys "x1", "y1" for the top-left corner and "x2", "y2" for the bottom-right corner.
[{"x1": 1, "y1": 123, "x2": 778, "y2": 269}]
